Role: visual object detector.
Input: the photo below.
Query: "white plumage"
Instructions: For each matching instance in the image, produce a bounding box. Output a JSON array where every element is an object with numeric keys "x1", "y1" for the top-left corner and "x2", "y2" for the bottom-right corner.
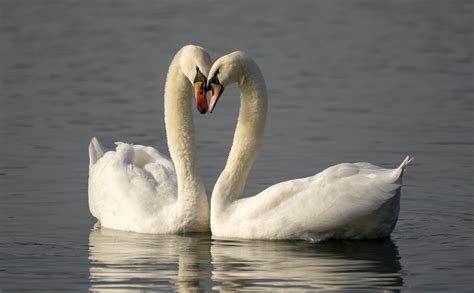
[
  {"x1": 208, "y1": 51, "x2": 413, "y2": 240},
  {"x1": 88, "y1": 45, "x2": 211, "y2": 233},
  {"x1": 89, "y1": 141, "x2": 178, "y2": 232}
]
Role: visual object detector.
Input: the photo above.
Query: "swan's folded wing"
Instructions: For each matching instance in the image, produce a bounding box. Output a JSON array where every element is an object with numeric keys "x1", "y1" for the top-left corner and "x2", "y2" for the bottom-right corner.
[
  {"x1": 131, "y1": 144, "x2": 175, "y2": 172},
  {"x1": 295, "y1": 163, "x2": 402, "y2": 232},
  {"x1": 89, "y1": 143, "x2": 178, "y2": 229},
  {"x1": 233, "y1": 163, "x2": 402, "y2": 233}
]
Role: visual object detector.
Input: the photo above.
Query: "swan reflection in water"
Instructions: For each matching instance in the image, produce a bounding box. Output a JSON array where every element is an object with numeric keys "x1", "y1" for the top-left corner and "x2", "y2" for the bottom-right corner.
[
  {"x1": 211, "y1": 238, "x2": 404, "y2": 292},
  {"x1": 88, "y1": 226, "x2": 211, "y2": 292},
  {"x1": 89, "y1": 227, "x2": 403, "y2": 292}
]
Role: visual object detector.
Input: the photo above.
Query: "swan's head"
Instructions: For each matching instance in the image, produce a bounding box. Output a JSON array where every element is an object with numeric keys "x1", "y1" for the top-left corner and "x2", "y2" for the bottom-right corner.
[
  {"x1": 179, "y1": 45, "x2": 212, "y2": 114},
  {"x1": 207, "y1": 51, "x2": 248, "y2": 113}
]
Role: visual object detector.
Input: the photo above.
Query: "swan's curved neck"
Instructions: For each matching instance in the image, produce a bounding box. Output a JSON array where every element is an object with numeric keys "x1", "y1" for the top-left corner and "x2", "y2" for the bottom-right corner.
[
  {"x1": 164, "y1": 51, "x2": 206, "y2": 220},
  {"x1": 212, "y1": 60, "x2": 268, "y2": 212}
]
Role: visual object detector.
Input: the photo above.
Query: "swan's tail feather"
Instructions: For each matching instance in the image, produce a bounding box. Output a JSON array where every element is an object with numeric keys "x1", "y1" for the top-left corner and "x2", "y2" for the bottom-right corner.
[
  {"x1": 397, "y1": 155, "x2": 413, "y2": 178},
  {"x1": 398, "y1": 155, "x2": 414, "y2": 170},
  {"x1": 89, "y1": 137, "x2": 106, "y2": 166}
]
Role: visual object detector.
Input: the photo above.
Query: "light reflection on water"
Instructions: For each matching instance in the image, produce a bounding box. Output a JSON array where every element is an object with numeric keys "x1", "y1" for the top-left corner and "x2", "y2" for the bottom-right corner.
[
  {"x1": 89, "y1": 227, "x2": 403, "y2": 292},
  {"x1": 89, "y1": 227, "x2": 211, "y2": 292}
]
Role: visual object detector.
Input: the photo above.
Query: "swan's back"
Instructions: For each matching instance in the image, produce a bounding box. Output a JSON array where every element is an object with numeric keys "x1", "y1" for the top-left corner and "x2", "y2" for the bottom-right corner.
[
  {"x1": 215, "y1": 157, "x2": 412, "y2": 240},
  {"x1": 88, "y1": 138, "x2": 178, "y2": 233}
]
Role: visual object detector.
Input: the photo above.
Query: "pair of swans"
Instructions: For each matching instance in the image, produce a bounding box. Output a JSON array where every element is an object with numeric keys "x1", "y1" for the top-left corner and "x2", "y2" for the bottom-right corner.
[{"x1": 88, "y1": 45, "x2": 412, "y2": 240}]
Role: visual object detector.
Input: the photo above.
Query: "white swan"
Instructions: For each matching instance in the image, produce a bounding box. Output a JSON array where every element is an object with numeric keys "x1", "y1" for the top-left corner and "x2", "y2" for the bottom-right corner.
[
  {"x1": 207, "y1": 51, "x2": 413, "y2": 241},
  {"x1": 88, "y1": 45, "x2": 211, "y2": 233}
]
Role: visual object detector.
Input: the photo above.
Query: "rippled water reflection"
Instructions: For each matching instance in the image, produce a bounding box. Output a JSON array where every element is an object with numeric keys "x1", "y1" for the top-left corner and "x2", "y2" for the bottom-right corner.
[
  {"x1": 211, "y1": 238, "x2": 403, "y2": 291},
  {"x1": 89, "y1": 228, "x2": 403, "y2": 292},
  {"x1": 89, "y1": 228, "x2": 211, "y2": 292}
]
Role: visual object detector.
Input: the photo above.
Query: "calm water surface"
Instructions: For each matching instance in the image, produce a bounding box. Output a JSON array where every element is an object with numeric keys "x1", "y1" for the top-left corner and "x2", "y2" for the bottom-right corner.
[{"x1": 1, "y1": 1, "x2": 472, "y2": 292}]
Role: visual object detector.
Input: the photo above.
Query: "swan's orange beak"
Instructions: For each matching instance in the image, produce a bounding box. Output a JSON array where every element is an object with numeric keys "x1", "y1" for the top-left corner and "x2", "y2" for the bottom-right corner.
[
  {"x1": 193, "y1": 68, "x2": 208, "y2": 114},
  {"x1": 208, "y1": 75, "x2": 224, "y2": 113},
  {"x1": 194, "y1": 81, "x2": 208, "y2": 114},
  {"x1": 209, "y1": 83, "x2": 224, "y2": 113}
]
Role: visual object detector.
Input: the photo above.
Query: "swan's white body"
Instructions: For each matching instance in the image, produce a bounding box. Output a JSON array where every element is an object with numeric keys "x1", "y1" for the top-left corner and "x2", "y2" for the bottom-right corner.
[
  {"x1": 209, "y1": 52, "x2": 413, "y2": 241},
  {"x1": 88, "y1": 45, "x2": 211, "y2": 233}
]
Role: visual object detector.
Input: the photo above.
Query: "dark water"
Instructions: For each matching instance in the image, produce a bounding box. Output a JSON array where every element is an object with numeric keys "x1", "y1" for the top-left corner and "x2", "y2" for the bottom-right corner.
[{"x1": 1, "y1": 1, "x2": 472, "y2": 292}]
